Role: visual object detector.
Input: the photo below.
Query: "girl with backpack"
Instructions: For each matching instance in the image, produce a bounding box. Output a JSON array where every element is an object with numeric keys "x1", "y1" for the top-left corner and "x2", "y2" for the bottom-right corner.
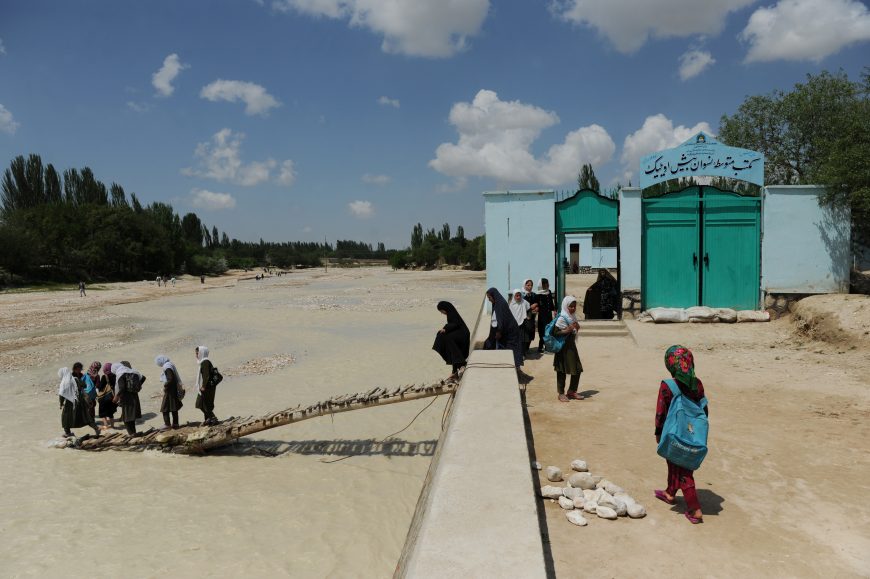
[
  {"x1": 194, "y1": 345, "x2": 218, "y2": 426},
  {"x1": 654, "y1": 345, "x2": 709, "y2": 524},
  {"x1": 113, "y1": 361, "x2": 144, "y2": 436},
  {"x1": 552, "y1": 296, "x2": 583, "y2": 402},
  {"x1": 155, "y1": 355, "x2": 183, "y2": 430}
]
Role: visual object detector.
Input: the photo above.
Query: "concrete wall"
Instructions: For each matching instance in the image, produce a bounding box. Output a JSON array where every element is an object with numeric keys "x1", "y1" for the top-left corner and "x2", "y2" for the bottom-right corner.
[
  {"x1": 395, "y1": 349, "x2": 546, "y2": 578},
  {"x1": 484, "y1": 190, "x2": 556, "y2": 295},
  {"x1": 762, "y1": 185, "x2": 851, "y2": 293},
  {"x1": 619, "y1": 187, "x2": 642, "y2": 290},
  {"x1": 564, "y1": 233, "x2": 616, "y2": 269}
]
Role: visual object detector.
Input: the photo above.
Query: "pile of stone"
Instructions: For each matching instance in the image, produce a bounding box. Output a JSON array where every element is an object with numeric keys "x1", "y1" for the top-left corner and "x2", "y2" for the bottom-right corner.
[{"x1": 535, "y1": 459, "x2": 646, "y2": 527}]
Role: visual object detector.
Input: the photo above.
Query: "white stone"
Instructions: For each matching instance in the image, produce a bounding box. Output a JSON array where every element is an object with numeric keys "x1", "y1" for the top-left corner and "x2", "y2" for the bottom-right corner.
[
  {"x1": 583, "y1": 489, "x2": 597, "y2": 502},
  {"x1": 532, "y1": 461, "x2": 542, "y2": 470},
  {"x1": 602, "y1": 480, "x2": 624, "y2": 495},
  {"x1": 566, "y1": 510, "x2": 588, "y2": 526},
  {"x1": 558, "y1": 496, "x2": 574, "y2": 510},
  {"x1": 570, "y1": 459, "x2": 588, "y2": 472},
  {"x1": 612, "y1": 497, "x2": 628, "y2": 517},
  {"x1": 583, "y1": 501, "x2": 598, "y2": 514},
  {"x1": 596, "y1": 506, "x2": 618, "y2": 520},
  {"x1": 614, "y1": 492, "x2": 636, "y2": 506},
  {"x1": 562, "y1": 487, "x2": 583, "y2": 500},
  {"x1": 546, "y1": 466, "x2": 563, "y2": 482},
  {"x1": 627, "y1": 503, "x2": 647, "y2": 519},
  {"x1": 540, "y1": 485, "x2": 564, "y2": 499},
  {"x1": 572, "y1": 496, "x2": 586, "y2": 509},
  {"x1": 568, "y1": 473, "x2": 596, "y2": 490},
  {"x1": 591, "y1": 475, "x2": 604, "y2": 484}
]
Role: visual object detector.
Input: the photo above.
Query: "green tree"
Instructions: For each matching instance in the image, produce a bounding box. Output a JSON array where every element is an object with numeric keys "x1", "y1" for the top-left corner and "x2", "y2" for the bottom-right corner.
[
  {"x1": 411, "y1": 222, "x2": 423, "y2": 249},
  {"x1": 577, "y1": 163, "x2": 600, "y2": 192},
  {"x1": 719, "y1": 69, "x2": 869, "y2": 242}
]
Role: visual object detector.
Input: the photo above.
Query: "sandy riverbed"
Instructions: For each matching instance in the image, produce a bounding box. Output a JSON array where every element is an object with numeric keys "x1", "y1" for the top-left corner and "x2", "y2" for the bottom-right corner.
[{"x1": 0, "y1": 268, "x2": 485, "y2": 578}]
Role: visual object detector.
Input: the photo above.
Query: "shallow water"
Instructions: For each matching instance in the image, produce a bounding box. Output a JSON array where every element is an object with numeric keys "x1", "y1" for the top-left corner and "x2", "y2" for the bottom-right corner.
[{"x1": 0, "y1": 268, "x2": 484, "y2": 578}]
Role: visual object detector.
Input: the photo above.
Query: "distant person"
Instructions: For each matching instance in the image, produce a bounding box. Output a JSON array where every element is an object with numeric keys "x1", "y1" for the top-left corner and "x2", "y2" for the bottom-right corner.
[
  {"x1": 170, "y1": 277, "x2": 176, "y2": 287},
  {"x1": 200, "y1": 275, "x2": 205, "y2": 284},
  {"x1": 483, "y1": 287, "x2": 530, "y2": 383},
  {"x1": 157, "y1": 276, "x2": 162, "y2": 287},
  {"x1": 113, "y1": 361, "x2": 144, "y2": 436},
  {"x1": 552, "y1": 296, "x2": 583, "y2": 402},
  {"x1": 654, "y1": 345, "x2": 709, "y2": 525},
  {"x1": 97, "y1": 362, "x2": 117, "y2": 431},
  {"x1": 536, "y1": 278, "x2": 556, "y2": 354},
  {"x1": 57, "y1": 366, "x2": 100, "y2": 438},
  {"x1": 155, "y1": 355, "x2": 183, "y2": 430},
  {"x1": 521, "y1": 279, "x2": 539, "y2": 355},
  {"x1": 432, "y1": 301, "x2": 470, "y2": 381},
  {"x1": 509, "y1": 289, "x2": 533, "y2": 356},
  {"x1": 194, "y1": 345, "x2": 218, "y2": 425},
  {"x1": 78, "y1": 281, "x2": 86, "y2": 297}
]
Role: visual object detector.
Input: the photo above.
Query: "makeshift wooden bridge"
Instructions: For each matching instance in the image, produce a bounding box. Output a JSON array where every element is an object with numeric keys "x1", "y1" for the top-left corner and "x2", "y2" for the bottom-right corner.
[{"x1": 52, "y1": 380, "x2": 458, "y2": 454}]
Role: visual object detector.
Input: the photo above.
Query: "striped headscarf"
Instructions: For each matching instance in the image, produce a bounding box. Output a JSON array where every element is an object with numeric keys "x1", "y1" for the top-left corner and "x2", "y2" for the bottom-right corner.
[{"x1": 665, "y1": 345, "x2": 697, "y2": 393}]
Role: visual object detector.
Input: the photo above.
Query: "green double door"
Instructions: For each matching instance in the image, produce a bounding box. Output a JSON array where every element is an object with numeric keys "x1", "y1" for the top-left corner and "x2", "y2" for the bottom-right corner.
[{"x1": 642, "y1": 187, "x2": 760, "y2": 310}]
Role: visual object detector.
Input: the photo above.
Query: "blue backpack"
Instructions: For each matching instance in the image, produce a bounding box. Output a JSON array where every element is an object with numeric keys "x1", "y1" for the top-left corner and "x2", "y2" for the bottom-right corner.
[
  {"x1": 542, "y1": 315, "x2": 568, "y2": 353},
  {"x1": 656, "y1": 379, "x2": 709, "y2": 470}
]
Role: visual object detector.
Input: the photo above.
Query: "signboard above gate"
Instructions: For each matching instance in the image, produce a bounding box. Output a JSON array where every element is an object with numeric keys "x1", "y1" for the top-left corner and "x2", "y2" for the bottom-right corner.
[{"x1": 639, "y1": 132, "x2": 764, "y2": 190}]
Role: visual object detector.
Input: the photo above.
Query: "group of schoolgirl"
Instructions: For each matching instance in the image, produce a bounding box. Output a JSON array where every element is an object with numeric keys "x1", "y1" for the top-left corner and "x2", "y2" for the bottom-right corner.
[{"x1": 56, "y1": 345, "x2": 222, "y2": 439}]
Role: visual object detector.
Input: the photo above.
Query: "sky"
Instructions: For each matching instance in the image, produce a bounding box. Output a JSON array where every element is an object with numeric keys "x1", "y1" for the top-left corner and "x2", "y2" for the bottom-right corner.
[{"x1": 0, "y1": 0, "x2": 868, "y2": 248}]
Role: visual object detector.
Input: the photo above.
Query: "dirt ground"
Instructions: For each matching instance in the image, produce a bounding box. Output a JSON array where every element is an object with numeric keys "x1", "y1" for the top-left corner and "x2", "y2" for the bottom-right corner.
[{"x1": 525, "y1": 276, "x2": 870, "y2": 578}]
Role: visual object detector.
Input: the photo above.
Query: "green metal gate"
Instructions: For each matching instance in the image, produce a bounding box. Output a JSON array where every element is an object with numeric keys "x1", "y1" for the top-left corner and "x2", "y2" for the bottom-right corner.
[{"x1": 642, "y1": 186, "x2": 760, "y2": 310}]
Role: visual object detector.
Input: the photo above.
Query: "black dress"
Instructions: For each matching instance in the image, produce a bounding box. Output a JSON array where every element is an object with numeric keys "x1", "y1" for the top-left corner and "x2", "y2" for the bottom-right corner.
[
  {"x1": 160, "y1": 368, "x2": 183, "y2": 413},
  {"x1": 117, "y1": 373, "x2": 143, "y2": 423},
  {"x1": 483, "y1": 288, "x2": 523, "y2": 368},
  {"x1": 432, "y1": 301, "x2": 470, "y2": 371},
  {"x1": 195, "y1": 359, "x2": 217, "y2": 418},
  {"x1": 60, "y1": 379, "x2": 94, "y2": 430},
  {"x1": 97, "y1": 374, "x2": 117, "y2": 418}
]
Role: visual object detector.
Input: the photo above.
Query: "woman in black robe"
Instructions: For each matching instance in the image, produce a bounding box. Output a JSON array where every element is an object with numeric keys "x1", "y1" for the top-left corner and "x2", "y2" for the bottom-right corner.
[
  {"x1": 432, "y1": 301, "x2": 470, "y2": 380},
  {"x1": 58, "y1": 366, "x2": 100, "y2": 438},
  {"x1": 483, "y1": 287, "x2": 529, "y2": 382},
  {"x1": 113, "y1": 362, "x2": 144, "y2": 436},
  {"x1": 583, "y1": 269, "x2": 619, "y2": 320}
]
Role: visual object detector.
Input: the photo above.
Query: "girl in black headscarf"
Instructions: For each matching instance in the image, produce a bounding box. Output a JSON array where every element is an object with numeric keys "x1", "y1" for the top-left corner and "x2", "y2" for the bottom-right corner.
[
  {"x1": 483, "y1": 287, "x2": 529, "y2": 381},
  {"x1": 433, "y1": 301, "x2": 471, "y2": 380}
]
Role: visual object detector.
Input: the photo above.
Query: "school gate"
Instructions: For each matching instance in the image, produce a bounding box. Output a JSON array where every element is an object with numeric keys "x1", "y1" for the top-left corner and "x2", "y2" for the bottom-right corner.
[
  {"x1": 554, "y1": 189, "x2": 619, "y2": 304},
  {"x1": 640, "y1": 132, "x2": 764, "y2": 311}
]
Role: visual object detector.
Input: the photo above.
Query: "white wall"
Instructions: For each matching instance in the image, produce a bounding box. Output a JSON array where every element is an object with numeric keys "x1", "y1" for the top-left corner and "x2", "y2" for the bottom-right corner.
[
  {"x1": 564, "y1": 234, "x2": 616, "y2": 268},
  {"x1": 619, "y1": 187, "x2": 642, "y2": 290},
  {"x1": 762, "y1": 185, "x2": 851, "y2": 293},
  {"x1": 483, "y1": 190, "x2": 556, "y2": 296}
]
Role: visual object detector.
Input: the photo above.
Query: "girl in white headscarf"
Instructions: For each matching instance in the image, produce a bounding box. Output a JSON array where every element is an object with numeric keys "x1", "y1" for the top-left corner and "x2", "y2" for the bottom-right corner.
[
  {"x1": 194, "y1": 345, "x2": 218, "y2": 425},
  {"x1": 58, "y1": 366, "x2": 100, "y2": 438},
  {"x1": 113, "y1": 361, "x2": 144, "y2": 436},
  {"x1": 509, "y1": 288, "x2": 533, "y2": 358},
  {"x1": 155, "y1": 355, "x2": 183, "y2": 430},
  {"x1": 553, "y1": 295, "x2": 584, "y2": 402}
]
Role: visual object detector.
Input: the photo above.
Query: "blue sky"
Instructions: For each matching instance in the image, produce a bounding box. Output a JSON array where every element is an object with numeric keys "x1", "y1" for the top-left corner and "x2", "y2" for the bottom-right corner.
[{"x1": 1, "y1": 0, "x2": 867, "y2": 248}]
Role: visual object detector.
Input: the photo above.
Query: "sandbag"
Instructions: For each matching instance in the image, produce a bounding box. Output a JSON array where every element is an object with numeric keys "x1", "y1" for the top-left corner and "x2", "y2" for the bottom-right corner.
[
  {"x1": 686, "y1": 306, "x2": 715, "y2": 320},
  {"x1": 647, "y1": 308, "x2": 688, "y2": 323},
  {"x1": 715, "y1": 308, "x2": 737, "y2": 323},
  {"x1": 737, "y1": 310, "x2": 770, "y2": 323}
]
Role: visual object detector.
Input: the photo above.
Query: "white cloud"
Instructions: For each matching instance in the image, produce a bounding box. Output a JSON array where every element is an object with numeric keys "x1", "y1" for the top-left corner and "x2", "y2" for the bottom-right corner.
[
  {"x1": 272, "y1": 0, "x2": 490, "y2": 57},
  {"x1": 126, "y1": 101, "x2": 150, "y2": 113},
  {"x1": 741, "y1": 0, "x2": 870, "y2": 62},
  {"x1": 277, "y1": 160, "x2": 297, "y2": 186},
  {"x1": 620, "y1": 114, "x2": 713, "y2": 181},
  {"x1": 182, "y1": 128, "x2": 295, "y2": 187},
  {"x1": 190, "y1": 188, "x2": 237, "y2": 210},
  {"x1": 200, "y1": 80, "x2": 281, "y2": 116},
  {"x1": 678, "y1": 49, "x2": 716, "y2": 80},
  {"x1": 436, "y1": 177, "x2": 468, "y2": 193},
  {"x1": 0, "y1": 104, "x2": 19, "y2": 135},
  {"x1": 550, "y1": 0, "x2": 756, "y2": 53},
  {"x1": 152, "y1": 53, "x2": 188, "y2": 97},
  {"x1": 429, "y1": 89, "x2": 616, "y2": 187},
  {"x1": 361, "y1": 173, "x2": 391, "y2": 185},
  {"x1": 378, "y1": 96, "x2": 400, "y2": 108},
  {"x1": 348, "y1": 200, "x2": 374, "y2": 218}
]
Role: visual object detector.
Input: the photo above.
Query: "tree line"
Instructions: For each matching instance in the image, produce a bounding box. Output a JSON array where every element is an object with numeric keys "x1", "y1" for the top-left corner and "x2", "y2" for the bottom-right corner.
[
  {"x1": 0, "y1": 154, "x2": 399, "y2": 283},
  {"x1": 389, "y1": 222, "x2": 485, "y2": 270}
]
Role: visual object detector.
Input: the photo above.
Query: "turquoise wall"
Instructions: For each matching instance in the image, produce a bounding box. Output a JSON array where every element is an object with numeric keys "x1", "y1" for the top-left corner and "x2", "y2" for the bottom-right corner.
[
  {"x1": 618, "y1": 188, "x2": 642, "y2": 290},
  {"x1": 483, "y1": 190, "x2": 556, "y2": 297},
  {"x1": 762, "y1": 185, "x2": 851, "y2": 293}
]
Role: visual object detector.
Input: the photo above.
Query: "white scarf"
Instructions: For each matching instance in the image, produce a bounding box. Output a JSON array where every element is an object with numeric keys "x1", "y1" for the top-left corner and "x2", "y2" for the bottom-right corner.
[
  {"x1": 113, "y1": 362, "x2": 142, "y2": 394},
  {"x1": 195, "y1": 345, "x2": 210, "y2": 390},
  {"x1": 57, "y1": 367, "x2": 77, "y2": 406},
  {"x1": 536, "y1": 278, "x2": 551, "y2": 294},
  {"x1": 508, "y1": 289, "x2": 529, "y2": 325},
  {"x1": 556, "y1": 295, "x2": 579, "y2": 329},
  {"x1": 155, "y1": 355, "x2": 183, "y2": 386}
]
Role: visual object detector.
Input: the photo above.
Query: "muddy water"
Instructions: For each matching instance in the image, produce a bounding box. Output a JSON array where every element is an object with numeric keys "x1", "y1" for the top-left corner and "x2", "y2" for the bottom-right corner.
[{"x1": 0, "y1": 268, "x2": 485, "y2": 578}]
